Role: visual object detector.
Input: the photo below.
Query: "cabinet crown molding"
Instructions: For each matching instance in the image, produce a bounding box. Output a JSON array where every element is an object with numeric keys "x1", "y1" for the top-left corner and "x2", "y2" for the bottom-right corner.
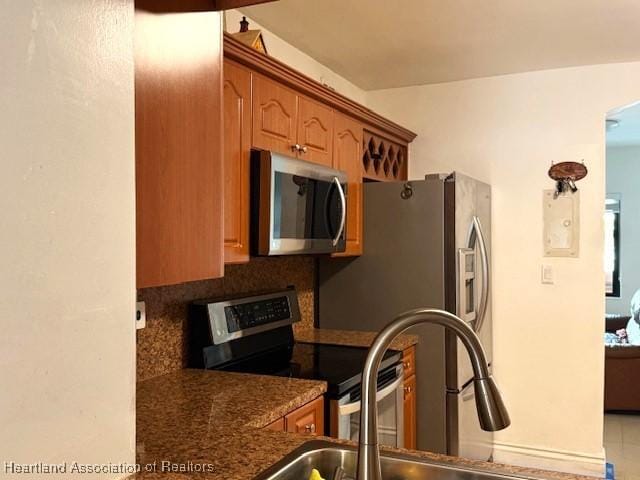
[{"x1": 223, "y1": 33, "x2": 417, "y2": 145}]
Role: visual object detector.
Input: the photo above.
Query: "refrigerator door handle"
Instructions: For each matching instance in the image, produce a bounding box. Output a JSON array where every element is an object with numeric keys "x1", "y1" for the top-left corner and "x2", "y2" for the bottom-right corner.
[{"x1": 467, "y1": 216, "x2": 490, "y2": 333}]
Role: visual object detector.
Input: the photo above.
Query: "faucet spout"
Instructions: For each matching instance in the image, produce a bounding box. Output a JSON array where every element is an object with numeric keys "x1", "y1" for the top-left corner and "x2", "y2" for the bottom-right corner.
[{"x1": 356, "y1": 308, "x2": 510, "y2": 480}]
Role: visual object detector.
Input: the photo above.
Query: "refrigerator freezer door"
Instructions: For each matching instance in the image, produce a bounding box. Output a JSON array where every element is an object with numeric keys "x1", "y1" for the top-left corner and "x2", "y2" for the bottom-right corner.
[
  {"x1": 446, "y1": 173, "x2": 492, "y2": 391},
  {"x1": 447, "y1": 381, "x2": 494, "y2": 461},
  {"x1": 319, "y1": 179, "x2": 448, "y2": 453}
]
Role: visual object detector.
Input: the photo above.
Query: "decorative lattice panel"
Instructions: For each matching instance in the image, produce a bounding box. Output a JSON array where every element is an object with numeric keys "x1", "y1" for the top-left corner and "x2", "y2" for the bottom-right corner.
[{"x1": 362, "y1": 131, "x2": 407, "y2": 181}]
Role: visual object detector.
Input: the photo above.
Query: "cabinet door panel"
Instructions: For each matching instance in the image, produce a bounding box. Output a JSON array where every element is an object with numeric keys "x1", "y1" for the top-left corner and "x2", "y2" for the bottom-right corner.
[
  {"x1": 135, "y1": 4, "x2": 224, "y2": 288},
  {"x1": 252, "y1": 74, "x2": 297, "y2": 156},
  {"x1": 402, "y1": 346, "x2": 416, "y2": 379},
  {"x1": 298, "y1": 96, "x2": 333, "y2": 166},
  {"x1": 285, "y1": 397, "x2": 324, "y2": 436},
  {"x1": 404, "y1": 374, "x2": 417, "y2": 450},
  {"x1": 333, "y1": 113, "x2": 363, "y2": 256},
  {"x1": 223, "y1": 60, "x2": 251, "y2": 264},
  {"x1": 264, "y1": 417, "x2": 285, "y2": 431}
]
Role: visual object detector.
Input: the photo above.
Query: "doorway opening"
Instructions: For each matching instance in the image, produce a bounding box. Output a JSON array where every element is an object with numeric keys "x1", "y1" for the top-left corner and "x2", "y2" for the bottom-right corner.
[{"x1": 603, "y1": 101, "x2": 640, "y2": 479}]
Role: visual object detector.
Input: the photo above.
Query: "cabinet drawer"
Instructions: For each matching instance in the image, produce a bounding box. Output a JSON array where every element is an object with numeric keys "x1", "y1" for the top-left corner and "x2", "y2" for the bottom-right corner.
[
  {"x1": 402, "y1": 346, "x2": 416, "y2": 379},
  {"x1": 285, "y1": 396, "x2": 324, "y2": 436}
]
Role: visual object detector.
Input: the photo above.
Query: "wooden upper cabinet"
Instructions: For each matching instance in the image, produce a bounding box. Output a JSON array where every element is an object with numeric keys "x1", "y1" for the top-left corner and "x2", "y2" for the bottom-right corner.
[
  {"x1": 252, "y1": 74, "x2": 298, "y2": 156},
  {"x1": 333, "y1": 113, "x2": 363, "y2": 256},
  {"x1": 223, "y1": 60, "x2": 251, "y2": 264},
  {"x1": 135, "y1": 3, "x2": 224, "y2": 288},
  {"x1": 297, "y1": 96, "x2": 333, "y2": 166},
  {"x1": 251, "y1": 74, "x2": 334, "y2": 166},
  {"x1": 362, "y1": 130, "x2": 408, "y2": 182}
]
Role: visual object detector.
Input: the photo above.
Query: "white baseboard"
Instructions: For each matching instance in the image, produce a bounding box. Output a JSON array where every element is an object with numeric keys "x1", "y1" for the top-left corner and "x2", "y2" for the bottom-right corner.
[{"x1": 492, "y1": 441, "x2": 606, "y2": 477}]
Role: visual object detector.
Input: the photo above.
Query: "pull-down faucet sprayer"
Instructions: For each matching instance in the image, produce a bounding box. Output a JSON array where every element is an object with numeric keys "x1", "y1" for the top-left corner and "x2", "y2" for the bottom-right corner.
[{"x1": 356, "y1": 308, "x2": 511, "y2": 480}]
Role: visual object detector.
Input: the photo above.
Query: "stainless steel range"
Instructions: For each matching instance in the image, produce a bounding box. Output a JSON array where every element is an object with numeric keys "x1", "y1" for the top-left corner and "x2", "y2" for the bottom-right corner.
[{"x1": 187, "y1": 288, "x2": 405, "y2": 447}]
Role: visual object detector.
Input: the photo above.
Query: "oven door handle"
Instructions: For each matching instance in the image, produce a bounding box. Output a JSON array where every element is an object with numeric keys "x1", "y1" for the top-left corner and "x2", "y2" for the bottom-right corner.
[
  {"x1": 332, "y1": 177, "x2": 346, "y2": 246},
  {"x1": 338, "y1": 370, "x2": 404, "y2": 416}
]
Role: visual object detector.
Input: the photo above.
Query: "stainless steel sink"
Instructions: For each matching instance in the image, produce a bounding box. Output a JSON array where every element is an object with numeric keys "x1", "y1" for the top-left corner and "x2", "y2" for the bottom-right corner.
[{"x1": 254, "y1": 441, "x2": 546, "y2": 480}]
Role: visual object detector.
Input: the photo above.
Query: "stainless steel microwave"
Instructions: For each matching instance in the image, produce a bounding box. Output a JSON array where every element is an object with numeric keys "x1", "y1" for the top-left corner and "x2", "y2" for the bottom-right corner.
[{"x1": 250, "y1": 150, "x2": 347, "y2": 255}]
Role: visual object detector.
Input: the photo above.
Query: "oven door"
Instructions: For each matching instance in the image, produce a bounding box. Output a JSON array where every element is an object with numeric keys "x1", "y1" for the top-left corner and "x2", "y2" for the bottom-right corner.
[
  {"x1": 330, "y1": 364, "x2": 404, "y2": 448},
  {"x1": 252, "y1": 151, "x2": 347, "y2": 255}
]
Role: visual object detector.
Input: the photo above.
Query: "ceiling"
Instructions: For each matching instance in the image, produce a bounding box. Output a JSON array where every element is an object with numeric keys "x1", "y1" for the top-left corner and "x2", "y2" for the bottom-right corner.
[
  {"x1": 241, "y1": 0, "x2": 640, "y2": 90},
  {"x1": 607, "y1": 103, "x2": 640, "y2": 147}
]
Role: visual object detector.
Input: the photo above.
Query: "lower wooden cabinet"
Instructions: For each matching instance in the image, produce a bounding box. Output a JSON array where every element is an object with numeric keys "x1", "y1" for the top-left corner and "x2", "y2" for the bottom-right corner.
[
  {"x1": 264, "y1": 417, "x2": 285, "y2": 432},
  {"x1": 402, "y1": 345, "x2": 416, "y2": 379},
  {"x1": 264, "y1": 396, "x2": 324, "y2": 436},
  {"x1": 403, "y1": 373, "x2": 417, "y2": 449},
  {"x1": 403, "y1": 346, "x2": 417, "y2": 450},
  {"x1": 285, "y1": 396, "x2": 324, "y2": 435}
]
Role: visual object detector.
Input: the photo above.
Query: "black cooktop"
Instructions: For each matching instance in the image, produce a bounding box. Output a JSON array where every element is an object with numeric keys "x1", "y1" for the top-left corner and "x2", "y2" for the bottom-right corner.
[{"x1": 216, "y1": 341, "x2": 402, "y2": 398}]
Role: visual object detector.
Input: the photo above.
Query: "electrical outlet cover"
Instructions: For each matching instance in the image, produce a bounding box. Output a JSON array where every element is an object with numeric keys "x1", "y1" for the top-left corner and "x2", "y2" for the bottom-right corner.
[
  {"x1": 136, "y1": 301, "x2": 146, "y2": 330},
  {"x1": 541, "y1": 264, "x2": 554, "y2": 284}
]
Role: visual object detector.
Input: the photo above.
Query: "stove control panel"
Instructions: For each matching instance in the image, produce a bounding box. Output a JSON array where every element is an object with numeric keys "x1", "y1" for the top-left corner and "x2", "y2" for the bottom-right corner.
[
  {"x1": 192, "y1": 288, "x2": 300, "y2": 345},
  {"x1": 224, "y1": 296, "x2": 291, "y2": 333}
]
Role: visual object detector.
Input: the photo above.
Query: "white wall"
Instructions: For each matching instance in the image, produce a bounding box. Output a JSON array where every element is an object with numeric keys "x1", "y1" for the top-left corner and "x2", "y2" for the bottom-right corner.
[
  {"x1": 606, "y1": 146, "x2": 640, "y2": 315},
  {"x1": 367, "y1": 62, "x2": 640, "y2": 475},
  {"x1": 225, "y1": 9, "x2": 367, "y2": 105},
  {"x1": 0, "y1": 1, "x2": 136, "y2": 479}
]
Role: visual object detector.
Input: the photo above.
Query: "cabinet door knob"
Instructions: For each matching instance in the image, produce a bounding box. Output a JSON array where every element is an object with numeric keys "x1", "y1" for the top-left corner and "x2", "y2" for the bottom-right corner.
[
  {"x1": 403, "y1": 361, "x2": 411, "y2": 370},
  {"x1": 304, "y1": 423, "x2": 316, "y2": 433},
  {"x1": 404, "y1": 386, "x2": 412, "y2": 394},
  {"x1": 300, "y1": 145, "x2": 308, "y2": 154},
  {"x1": 291, "y1": 143, "x2": 302, "y2": 153}
]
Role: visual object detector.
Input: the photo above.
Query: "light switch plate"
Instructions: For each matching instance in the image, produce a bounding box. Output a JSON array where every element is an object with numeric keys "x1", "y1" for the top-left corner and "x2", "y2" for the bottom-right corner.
[
  {"x1": 136, "y1": 301, "x2": 146, "y2": 330},
  {"x1": 541, "y1": 264, "x2": 554, "y2": 284}
]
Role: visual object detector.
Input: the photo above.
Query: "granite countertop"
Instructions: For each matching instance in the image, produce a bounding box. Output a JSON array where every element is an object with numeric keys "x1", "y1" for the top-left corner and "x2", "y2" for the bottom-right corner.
[
  {"x1": 134, "y1": 369, "x2": 594, "y2": 480},
  {"x1": 295, "y1": 328, "x2": 418, "y2": 351},
  {"x1": 135, "y1": 369, "x2": 327, "y2": 480}
]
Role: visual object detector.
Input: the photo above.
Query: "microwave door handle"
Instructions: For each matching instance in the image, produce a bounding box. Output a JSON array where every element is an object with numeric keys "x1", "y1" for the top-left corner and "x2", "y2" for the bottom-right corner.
[
  {"x1": 467, "y1": 216, "x2": 490, "y2": 333},
  {"x1": 332, "y1": 177, "x2": 346, "y2": 246},
  {"x1": 337, "y1": 370, "x2": 404, "y2": 416}
]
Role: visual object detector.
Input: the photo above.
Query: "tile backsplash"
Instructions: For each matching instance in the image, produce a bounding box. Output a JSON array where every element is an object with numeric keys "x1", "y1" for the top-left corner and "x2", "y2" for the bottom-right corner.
[{"x1": 136, "y1": 256, "x2": 315, "y2": 381}]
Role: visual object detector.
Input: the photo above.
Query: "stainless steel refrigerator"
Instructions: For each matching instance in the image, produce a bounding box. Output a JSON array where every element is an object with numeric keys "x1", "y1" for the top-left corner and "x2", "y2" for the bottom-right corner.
[{"x1": 318, "y1": 172, "x2": 493, "y2": 460}]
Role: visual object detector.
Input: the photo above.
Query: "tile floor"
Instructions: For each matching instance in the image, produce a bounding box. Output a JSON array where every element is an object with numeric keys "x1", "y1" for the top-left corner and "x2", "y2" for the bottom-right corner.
[{"x1": 605, "y1": 414, "x2": 640, "y2": 480}]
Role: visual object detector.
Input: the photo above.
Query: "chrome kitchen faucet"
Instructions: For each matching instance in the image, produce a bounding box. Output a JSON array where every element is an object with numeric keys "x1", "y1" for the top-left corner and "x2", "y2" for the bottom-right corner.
[{"x1": 356, "y1": 308, "x2": 511, "y2": 480}]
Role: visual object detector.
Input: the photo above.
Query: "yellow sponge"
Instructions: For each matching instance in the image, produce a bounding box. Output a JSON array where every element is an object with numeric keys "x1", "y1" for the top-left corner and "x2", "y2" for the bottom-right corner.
[{"x1": 308, "y1": 468, "x2": 325, "y2": 480}]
